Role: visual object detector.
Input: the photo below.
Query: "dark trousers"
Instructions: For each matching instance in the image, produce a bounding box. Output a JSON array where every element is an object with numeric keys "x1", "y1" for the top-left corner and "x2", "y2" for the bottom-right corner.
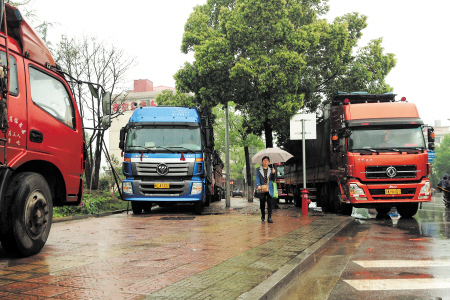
[{"x1": 260, "y1": 193, "x2": 273, "y2": 219}]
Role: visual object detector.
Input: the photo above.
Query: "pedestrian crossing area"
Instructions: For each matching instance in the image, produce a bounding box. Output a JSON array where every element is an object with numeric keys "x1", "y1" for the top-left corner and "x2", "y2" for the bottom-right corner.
[{"x1": 344, "y1": 260, "x2": 450, "y2": 291}]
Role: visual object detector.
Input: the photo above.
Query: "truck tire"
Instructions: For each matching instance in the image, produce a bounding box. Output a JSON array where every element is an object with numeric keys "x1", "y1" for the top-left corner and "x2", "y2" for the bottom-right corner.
[
  {"x1": 293, "y1": 188, "x2": 302, "y2": 208},
  {"x1": 396, "y1": 203, "x2": 418, "y2": 218},
  {"x1": 332, "y1": 185, "x2": 341, "y2": 213},
  {"x1": 194, "y1": 199, "x2": 204, "y2": 215},
  {"x1": 143, "y1": 202, "x2": 153, "y2": 213},
  {"x1": 320, "y1": 184, "x2": 332, "y2": 212},
  {"x1": 1, "y1": 172, "x2": 52, "y2": 257},
  {"x1": 376, "y1": 207, "x2": 391, "y2": 215},
  {"x1": 205, "y1": 188, "x2": 211, "y2": 207},
  {"x1": 131, "y1": 201, "x2": 143, "y2": 214}
]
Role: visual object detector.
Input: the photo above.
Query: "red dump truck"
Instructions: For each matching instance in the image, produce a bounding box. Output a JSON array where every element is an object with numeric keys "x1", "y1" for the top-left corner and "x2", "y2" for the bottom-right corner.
[
  {"x1": 284, "y1": 92, "x2": 434, "y2": 218},
  {"x1": 0, "y1": 3, "x2": 109, "y2": 256}
]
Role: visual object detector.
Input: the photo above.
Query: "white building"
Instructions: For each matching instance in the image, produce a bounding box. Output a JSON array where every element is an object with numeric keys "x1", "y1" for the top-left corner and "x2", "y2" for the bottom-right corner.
[{"x1": 108, "y1": 79, "x2": 175, "y2": 160}]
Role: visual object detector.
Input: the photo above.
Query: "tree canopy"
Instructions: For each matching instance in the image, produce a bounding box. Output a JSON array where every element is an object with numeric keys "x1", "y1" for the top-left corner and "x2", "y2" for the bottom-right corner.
[
  {"x1": 431, "y1": 134, "x2": 450, "y2": 186},
  {"x1": 175, "y1": 0, "x2": 396, "y2": 147}
]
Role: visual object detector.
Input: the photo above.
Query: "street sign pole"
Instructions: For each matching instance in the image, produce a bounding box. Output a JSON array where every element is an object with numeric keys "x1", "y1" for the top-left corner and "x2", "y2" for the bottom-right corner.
[
  {"x1": 301, "y1": 119, "x2": 310, "y2": 216},
  {"x1": 225, "y1": 101, "x2": 230, "y2": 208}
]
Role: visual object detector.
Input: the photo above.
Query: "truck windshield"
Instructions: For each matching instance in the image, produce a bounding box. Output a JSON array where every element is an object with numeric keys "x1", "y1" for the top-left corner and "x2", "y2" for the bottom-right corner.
[
  {"x1": 349, "y1": 126, "x2": 425, "y2": 151},
  {"x1": 125, "y1": 126, "x2": 202, "y2": 152}
]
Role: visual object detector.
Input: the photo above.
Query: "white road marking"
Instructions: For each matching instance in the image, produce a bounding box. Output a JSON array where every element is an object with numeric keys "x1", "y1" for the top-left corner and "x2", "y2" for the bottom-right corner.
[
  {"x1": 344, "y1": 278, "x2": 450, "y2": 291},
  {"x1": 353, "y1": 260, "x2": 450, "y2": 268}
]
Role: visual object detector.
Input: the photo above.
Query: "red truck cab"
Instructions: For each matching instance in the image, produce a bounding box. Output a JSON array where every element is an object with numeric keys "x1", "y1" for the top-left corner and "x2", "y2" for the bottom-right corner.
[
  {"x1": 330, "y1": 93, "x2": 432, "y2": 216},
  {"x1": 284, "y1": 92, "x2": 433, "y2": 218},
  {"x1": 0, "y1": 4, "x2": 85, "y2": 256}
]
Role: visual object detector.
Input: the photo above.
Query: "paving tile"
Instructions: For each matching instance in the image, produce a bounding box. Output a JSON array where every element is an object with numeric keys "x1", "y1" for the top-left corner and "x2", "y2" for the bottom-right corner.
[{"x1": 0, "y1": 199, "x2": 349, "y2": 299}]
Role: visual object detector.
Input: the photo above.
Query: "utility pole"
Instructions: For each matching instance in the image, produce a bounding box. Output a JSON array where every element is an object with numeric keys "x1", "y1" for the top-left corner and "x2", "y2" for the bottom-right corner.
[{"x1": 225, "y1": 101, "x2": 230, "y2": 208}]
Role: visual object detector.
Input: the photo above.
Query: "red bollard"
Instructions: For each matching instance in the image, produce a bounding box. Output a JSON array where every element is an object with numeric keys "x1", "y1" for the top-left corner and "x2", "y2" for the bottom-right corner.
[{"x1": 301, "y1": 189, "x2": 311, "y2": 216}]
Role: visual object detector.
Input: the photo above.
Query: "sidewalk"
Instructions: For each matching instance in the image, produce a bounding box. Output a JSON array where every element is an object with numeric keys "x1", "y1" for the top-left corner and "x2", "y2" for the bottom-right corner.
[{"x1": 0, "y1": 198, "x2": 353, "y2": 299}]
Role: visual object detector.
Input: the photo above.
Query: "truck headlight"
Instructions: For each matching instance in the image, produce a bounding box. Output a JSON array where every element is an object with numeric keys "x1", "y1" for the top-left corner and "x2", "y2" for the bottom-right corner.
[
  {"x1": 349, "y1": 183, "x2": 367, "y2": 200},
  {"x1": 191, "y1": 182, "x2": 202, "y2": 195},
  {"x1": 123, "y1": 182, "x2": 134, "y2": 195},
  {"x1": 419, "y1": 182, "x2": 430, "y2": 199}
]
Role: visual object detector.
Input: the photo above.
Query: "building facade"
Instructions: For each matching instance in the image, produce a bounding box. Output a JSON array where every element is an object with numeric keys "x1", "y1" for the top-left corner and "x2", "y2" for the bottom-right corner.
[{"x1": 108, "y1": 79, "x2": 175, "y2": 160}]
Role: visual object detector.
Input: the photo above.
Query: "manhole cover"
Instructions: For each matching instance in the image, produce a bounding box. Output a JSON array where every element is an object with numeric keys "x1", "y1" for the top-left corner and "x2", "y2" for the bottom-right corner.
[{"x1": 159, "y1": 217, "x2": 195, "y2": 220}]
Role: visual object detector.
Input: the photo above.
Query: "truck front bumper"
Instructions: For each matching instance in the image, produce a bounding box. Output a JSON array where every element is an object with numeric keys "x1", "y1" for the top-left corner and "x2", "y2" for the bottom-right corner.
[
  {"x1": 121, "y1": 177, "x2": 203, "y2": 202},
  {"x1": 346, "y1": 178, "x2": 431, "y2": 205}
]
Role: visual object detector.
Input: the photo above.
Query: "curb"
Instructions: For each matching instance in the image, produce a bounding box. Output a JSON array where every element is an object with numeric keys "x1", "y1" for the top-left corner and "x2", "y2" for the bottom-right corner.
[
  {"x1": 239, "y1": 216, "x2": 355, "y2": 300},
  {"x1": 53, "y1": 210, "x2": 128, "y2": 223}
]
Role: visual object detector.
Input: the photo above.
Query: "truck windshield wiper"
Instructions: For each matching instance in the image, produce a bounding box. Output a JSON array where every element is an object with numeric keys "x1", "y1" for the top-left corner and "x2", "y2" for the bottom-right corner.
[
  {"x1": 351, "y1": 148, "x2": 379, "y2": 155},
  {"x1": 377, "y1": 148, "x2": 402, "y2": 153},
  {"x1": 165, "y1": 146, "x2": 196, "y2": 153},
  {"x1": 125, "y1": 146, "x2": 155, "y2": 153},
  {"x1": 154, "y1": 146, "x2": 177, "y2": 153}
]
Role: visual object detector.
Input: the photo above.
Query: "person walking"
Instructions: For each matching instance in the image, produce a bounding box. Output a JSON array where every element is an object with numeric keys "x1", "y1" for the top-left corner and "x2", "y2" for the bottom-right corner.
[{"x1": 255, "y1": 156, "x2": 276, "y2": 223}]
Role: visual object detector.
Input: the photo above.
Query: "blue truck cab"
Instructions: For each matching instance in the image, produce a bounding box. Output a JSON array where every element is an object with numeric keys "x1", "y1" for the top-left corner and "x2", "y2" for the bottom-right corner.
[{"x1": 119, "y1": 106, "x2": 216, "y2": 214}]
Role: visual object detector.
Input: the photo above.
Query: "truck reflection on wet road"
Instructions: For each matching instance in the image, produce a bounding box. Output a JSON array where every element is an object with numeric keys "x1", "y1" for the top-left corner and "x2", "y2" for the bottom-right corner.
[{"x1": 279, "y1": 193, "x2": 450, "y2": 300}]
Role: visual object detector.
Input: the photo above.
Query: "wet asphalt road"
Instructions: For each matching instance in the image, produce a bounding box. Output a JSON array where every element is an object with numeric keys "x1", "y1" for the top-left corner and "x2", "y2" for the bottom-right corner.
[{"x1": 279, "y1": 193, "x2": 450, "y2": 300}]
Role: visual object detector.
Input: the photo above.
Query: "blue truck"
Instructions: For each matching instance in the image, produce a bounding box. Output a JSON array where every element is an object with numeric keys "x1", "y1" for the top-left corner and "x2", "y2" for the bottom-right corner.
[{"x1": 118, "y1": 106, "x2": 223, "y2": 214}]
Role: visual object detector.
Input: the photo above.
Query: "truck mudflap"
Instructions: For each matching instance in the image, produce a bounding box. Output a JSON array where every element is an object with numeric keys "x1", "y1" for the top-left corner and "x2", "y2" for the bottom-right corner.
[{"x1": 346, "y1": 178, "x2": 431, "y2": 204}]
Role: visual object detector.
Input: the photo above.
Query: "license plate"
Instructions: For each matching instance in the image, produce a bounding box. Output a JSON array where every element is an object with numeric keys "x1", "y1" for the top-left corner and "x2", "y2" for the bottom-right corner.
[
  {"x1": 385, "y1": 189, "x2": 401, "y2": 195},
  {"x1": 154, "y1": 183, "x2": 170, "y2": 189}
]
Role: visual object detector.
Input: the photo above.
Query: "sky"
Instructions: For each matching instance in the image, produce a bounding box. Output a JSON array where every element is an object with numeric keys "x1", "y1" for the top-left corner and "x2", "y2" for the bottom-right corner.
[{"x1": 29, "y1": 0, "x2": 450, "y2": 128}]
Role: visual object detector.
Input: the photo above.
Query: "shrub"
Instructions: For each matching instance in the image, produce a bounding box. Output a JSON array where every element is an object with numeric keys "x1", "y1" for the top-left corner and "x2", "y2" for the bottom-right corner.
[{"x1": 53, "y1": 190, "x2": 127, "y2": 217}]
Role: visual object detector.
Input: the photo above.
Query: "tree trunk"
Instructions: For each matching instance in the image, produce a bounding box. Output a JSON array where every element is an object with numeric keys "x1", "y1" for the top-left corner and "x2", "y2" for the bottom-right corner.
[
  {"x1": 244, "y1": 145, "x2": 253, "y2": 202},
  {"x1": 264, "y1": 120, "x2": 273, "y2": 148},
  {"x1": 91, "y1": 131, "x2": 104, "y2": 190}
]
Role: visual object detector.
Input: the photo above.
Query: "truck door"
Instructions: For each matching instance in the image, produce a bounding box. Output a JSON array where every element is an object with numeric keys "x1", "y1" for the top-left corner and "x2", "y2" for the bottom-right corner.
[
  {"x1": 1, "y1": 51, "x2": 27, "y2": 161},
  {"x1": 25, "y1": 63, "x2": 82, "y2": 198}
]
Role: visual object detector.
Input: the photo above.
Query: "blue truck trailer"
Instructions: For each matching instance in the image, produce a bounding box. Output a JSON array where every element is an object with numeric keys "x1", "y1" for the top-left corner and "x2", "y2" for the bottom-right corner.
[{"x1": 118, "y1": 106, "x2": 223, "y2": 214}]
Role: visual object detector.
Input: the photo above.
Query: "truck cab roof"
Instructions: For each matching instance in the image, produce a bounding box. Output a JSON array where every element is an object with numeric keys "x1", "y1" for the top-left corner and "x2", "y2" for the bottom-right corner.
[
  {"x1": 128, "y1": 106, "x2": 201, "y2": 124},
  {"x1": 1, "y1": 4, "x2": 55, "y2": 67}
]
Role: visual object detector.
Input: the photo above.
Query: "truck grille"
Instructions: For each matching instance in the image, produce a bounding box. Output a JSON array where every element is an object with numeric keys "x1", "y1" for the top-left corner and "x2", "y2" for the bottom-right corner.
[
  {"x1": 135, "y1": 162, "x2": 190, "y2": 176},
  {"x1": 364, "y1": 165, "x2": 417, "y2": 179},
  {"x1": 139, "y1": 181, "x2": 187, "y2": 196}
]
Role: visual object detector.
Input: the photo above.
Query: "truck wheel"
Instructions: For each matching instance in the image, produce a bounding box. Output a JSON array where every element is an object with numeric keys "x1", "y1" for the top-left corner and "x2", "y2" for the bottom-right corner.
[
  {"x1": 397, "y1": 203, "x2": 418, "y2": 218},
  {"x1": 294, "y1": 188, "x2": 302, "y2": 208},
  {"x1": 376, "y1": 207, "x2": 391, "y2": 215},
  {"x1": 332, "y1": 185, "x2": 341, "y2": 213},
  {"x1": 341, "y1": 203, "x2": 353, "y2": 216},
  {"x1": 1, "y1": 173, "x2": 52, "y2": 257},
  {"x1": 320, "y1": 184, "x2": 332, "y2": 212},
  {"x1": 131, "y1": 201, "x2": 142, "y2": 214},
  {"x1": 194, "y1": 199, "x2": 204, "y2": 215},
  {"x1": 143, "y1": 202, "x2": 153, "y2": 213},
  {"x1": 205, "y1": 189, "x2": 211, "y2": 207}
]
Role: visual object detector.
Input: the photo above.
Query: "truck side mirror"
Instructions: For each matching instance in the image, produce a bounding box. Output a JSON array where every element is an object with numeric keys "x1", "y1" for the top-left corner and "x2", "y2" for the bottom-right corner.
[
  {"x1": 102, "y1": 92, "x2": 111, "y2": 115},
  {"x1": 101, "y1": 115, "x2": 111, "y2": 129},
  {"x1": 88, "y1": 83, "x2": 99, "y2": 99},
  {"x1": 119, "y1": 127, "x2": 125, "y2": 150},
  {"x1": 205, "y1": 127, "x2": 214, "y2": 149},
  {"x1": 427, "y1": 127, "x2": 435, "y2": 151}
]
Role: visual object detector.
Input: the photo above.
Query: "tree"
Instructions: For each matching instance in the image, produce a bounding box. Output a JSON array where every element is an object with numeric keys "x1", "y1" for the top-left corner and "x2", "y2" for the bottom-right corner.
[
  {"x1": 176, "y1": 0, "x2": 396, "y2": 148},
  {"x1": 431, "y1": 134, "x2": 450, "y2": 186},
  {"x1": 55, "y1": 35, "x2": 135, "y2": 190}
]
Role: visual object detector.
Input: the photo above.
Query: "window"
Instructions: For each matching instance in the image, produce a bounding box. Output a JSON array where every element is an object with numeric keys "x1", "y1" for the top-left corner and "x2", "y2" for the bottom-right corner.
[
  {"x1": 0, "y1": 52, "x2": 18, "y2": 96},
  {"x1": 29, "y1": 67, "x2": 75, "y2": 128}
]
